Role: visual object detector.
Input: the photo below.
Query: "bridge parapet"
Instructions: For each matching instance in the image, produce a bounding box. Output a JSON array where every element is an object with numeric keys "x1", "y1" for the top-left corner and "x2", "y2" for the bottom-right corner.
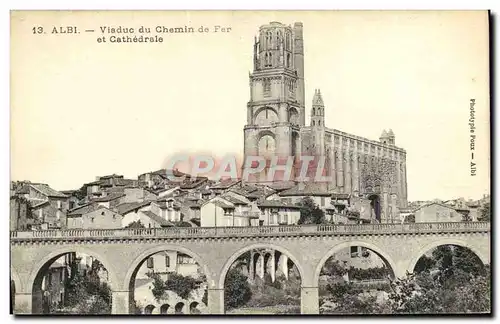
[{"x1": 10, "y1": 222, "x2": 490, "y2": 241}]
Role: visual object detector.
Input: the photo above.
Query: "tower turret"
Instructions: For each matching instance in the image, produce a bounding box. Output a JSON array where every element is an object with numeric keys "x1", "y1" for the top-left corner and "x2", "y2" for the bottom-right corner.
[
  {"x1": 311, "y1": 89, "x2": 325, "y2": 127},
  {"x1": 244, "y1": 22, "x2": 306, "y2": 183},
  {"x1": 387, "y1": 129, "x2": 395, "y2": 145},
  {"x1": 380, "y1": 129, "x2": 395, "y2": 145}
]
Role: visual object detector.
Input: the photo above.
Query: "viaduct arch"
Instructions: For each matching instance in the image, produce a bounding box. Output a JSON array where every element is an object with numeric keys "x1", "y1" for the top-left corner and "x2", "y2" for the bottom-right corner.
[
  {"x1": 406, "y1": 237, "x2": 490, "y2": 275},
  {"x1": 10, "y1": 222, "x2": 490, "y2": 315}
]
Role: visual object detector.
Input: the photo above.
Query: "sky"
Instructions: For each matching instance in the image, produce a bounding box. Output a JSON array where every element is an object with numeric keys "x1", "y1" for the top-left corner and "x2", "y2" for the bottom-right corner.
[{"x1": 10, "y1": 10, "x2": 490, "y2": 201}]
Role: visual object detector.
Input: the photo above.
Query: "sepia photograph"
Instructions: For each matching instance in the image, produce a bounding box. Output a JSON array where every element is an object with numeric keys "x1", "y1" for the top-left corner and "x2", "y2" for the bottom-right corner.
[{"x1": 9, "y1": 10, "x2": 491, "y2": 315}]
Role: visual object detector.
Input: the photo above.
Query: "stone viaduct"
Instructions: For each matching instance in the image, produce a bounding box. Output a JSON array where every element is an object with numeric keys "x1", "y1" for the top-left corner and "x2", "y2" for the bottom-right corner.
[{"x1": 10, "y1": 222, "x2": 490, "y2": 315}]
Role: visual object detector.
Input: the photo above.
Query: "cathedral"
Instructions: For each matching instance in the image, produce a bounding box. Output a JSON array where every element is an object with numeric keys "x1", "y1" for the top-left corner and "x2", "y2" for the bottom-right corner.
[{"x1": 243, "y1": 22, "x2": 408, "y2": 223}]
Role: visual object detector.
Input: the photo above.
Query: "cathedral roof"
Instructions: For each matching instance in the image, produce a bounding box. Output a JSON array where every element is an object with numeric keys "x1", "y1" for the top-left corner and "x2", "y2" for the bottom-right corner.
[
  {"x1": 312, "y1": 89, "x2": 324, "y2": 106},
  {"x1": 387, "y1": 129, "x2": 395, "y2": 136},
  {"x1": 380, "y1": 129, "x2": 388, "y2": 138}
]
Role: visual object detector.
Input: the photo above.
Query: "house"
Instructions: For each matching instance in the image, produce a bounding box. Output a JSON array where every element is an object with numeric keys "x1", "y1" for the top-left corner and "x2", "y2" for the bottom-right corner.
[
  {"x1": 118, "y1": 201, "x2": 152, "y2": 226},
  {"x1": 177, "y1": 197, "x2": 204, "y2": 225},
  {"x1": 332, "y1": 247, "x2": 386, "y2": 271},
  {"x1": 177, "y1": 177, "x2": 210, "y2": 191},
  {"x1": 152, "y1": 185, "x2": 181, "y2": 198},
  {"x1": 41, "y1": 257, "x2": 69, "y2": 312},
  {"x1": 67, "y1": 203, "x2": 123, "y2": 229},
  {"x1": 138, "y1": 169, "x2": 208, "y2": 193},
  {"x1": 92, "y1": 192, "x2": 125, "y2": 209},
  {"x1": 60, "y1": 190, "x2": 81, "y2": 210},
  {"x1": 200, "y1": 195, "x2": 260, "y2": 227},
  {"x1": 14, "y1": 182, "x2": 69, "y2": 229},
  {"x1": 150, "y1": 198, "x2": 182, "y2": 223},
  {"x1": 413, "y1": 203, "x2": 465, "y2": 223},
  {"x1": 138, "y1": 169, "x2": 191, "y2": 188},
  {"x1": 98, "y1": 174, "x2": 137, "y2": 190},
  {"x1": 118, "y1": 201, "x2": 175, "y2": 228},
  {"x1": 120, "y1": 187, "x2": 158, "y2": 204},
  {"x1": 208, "y1": 179, "x2": 241, "y2": 195},
  {"x1": 10, "y1": 196, "x2": 35, "y2": 230},
  {"x1": 399, "y1": 208, "x2": 415, "y2": 223},
  {"x1": 444, "y1": 197, "x2": 481, "y2": 221},
  {"x1": 325, "y1": 193, "x2": 352, "y2": 224},
  {"x1": 228, "y1": 184, "x2": 276, "y2": 202},
  {"x1": 84, "y1": 174, "x2": 137, "y2": 198},
  {"x1": 85, "y1": 180, "x2": 103, "y2": 198},
  {"x1": 279, "y1": 182, "x2": 333, "y2": 209},
  {"x1": 138, "y1": 211, "x2": 175, "y2": 228},
  {"x1": 256, "y1": 199, "x2": 301, "y2": 226}
]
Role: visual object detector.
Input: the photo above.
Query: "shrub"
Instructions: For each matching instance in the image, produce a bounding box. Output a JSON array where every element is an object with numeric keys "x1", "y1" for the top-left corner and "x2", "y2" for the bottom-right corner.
[{"x1": 225, "y1": 269, "x2": 252, "y2": 310}]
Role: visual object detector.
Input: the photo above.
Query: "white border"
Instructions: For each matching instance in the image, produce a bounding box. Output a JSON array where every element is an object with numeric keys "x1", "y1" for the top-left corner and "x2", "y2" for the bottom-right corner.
[{"x1": 2, "y1": 1, "x2": 498, "y2": 323}]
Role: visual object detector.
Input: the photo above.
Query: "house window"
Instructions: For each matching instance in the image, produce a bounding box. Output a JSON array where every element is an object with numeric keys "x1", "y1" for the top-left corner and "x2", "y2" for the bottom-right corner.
[
  {"x1": 147, "y1": 257, "x2": 154, "y2": 269},
  {"x1": 57, "y1": 201, "x2": 62, "y2": 209},
  {"x1": 178, "y1": 255, "x2": 191, "y2": 264},
  {"x1": 350, "y1": 246, "x2": 359, "y2": 258},
  {"x1": 165, "y1": 255, "x2": 170, "y2": 268},
  {"x1": 450, "y1": 211, "x2": 454, "y2": 218},
  {"x1": 321, "y1": 197, "x2": 325, "y2": 207}
]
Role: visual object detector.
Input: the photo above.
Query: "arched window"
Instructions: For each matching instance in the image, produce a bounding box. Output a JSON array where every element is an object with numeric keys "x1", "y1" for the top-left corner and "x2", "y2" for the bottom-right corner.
[
  {"x1": 319, "y1": 120, "x2": 321, "y2": 126},
  {"x1": 267, "y1": 52, "x2": 272, "y2": 67},
  {"x1": 312, "y1": 108, "x2": 316, "y2": 115},
  {"x1": 286, "y1": 53, "x2": 291, "y2": 67},
  {"x1": 165, "y1": 255, "x2": 170, "y2": 267},
  {"x1": 312, "y1": 120, "x2": 315, "y2": 126}
]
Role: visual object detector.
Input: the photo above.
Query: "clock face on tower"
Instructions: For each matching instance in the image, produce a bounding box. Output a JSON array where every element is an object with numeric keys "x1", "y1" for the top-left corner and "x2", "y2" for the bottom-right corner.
[{"x1": 258, "y1": 134, "x2": 276, "y2": 158}]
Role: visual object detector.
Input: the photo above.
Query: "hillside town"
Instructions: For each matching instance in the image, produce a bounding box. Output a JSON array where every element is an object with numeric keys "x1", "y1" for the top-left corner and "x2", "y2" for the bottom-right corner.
[
  {"x1": 10, "y1": 169, "x2": 491, "y2": 314},
  {"x1": 10, "y1": 169, "x2": 490, "y2": 233},
  {"x1": 10, "y1": 170, "x2": 491, "y2": 314}
]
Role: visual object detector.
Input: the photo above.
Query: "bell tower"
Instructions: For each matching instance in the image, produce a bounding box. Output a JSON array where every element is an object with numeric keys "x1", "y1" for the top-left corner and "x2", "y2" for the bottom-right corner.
[{"x1": 243, "y1": 22, "x2": 305, "y2": 182}]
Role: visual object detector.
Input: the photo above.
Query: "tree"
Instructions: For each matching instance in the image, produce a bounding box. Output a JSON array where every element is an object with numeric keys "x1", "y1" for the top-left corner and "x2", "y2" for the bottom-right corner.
[
  {"x1": 384, "y1": 245, "x2": 490, "y2": 314},
  {"x1": 321, "y1": 259, "x2": 348, "y2": 277},
  {"x1": 224, "y1": 268, "x2": 252, "y2": 309},
  {"x1": 147, "y1": 272, "x2": 201, "y2": 301},
  {"x1": 386, "y1": 268, "x2": 490, "y2": 314},
  {"x1": 125, "y1": 220, "x2": 145, "y2": 229},
  {"x1": 324, "y1": 281, "x2": 383, "y2": 314},
  {"x1": 478, "y1": 202, "x2": 490, "y2": 221},
  {"x1": 63, "y1": 259, "x2": 112, "y2": 314},
  {"x1": 414, "y1": 255, "x2": 436, "y2": 274},
  {"x1": 297, "y1": 197, "x2": 325, "y2": 224},
  {"x1": 164, "y1": 273, "x2": 200, "y2": 300}
]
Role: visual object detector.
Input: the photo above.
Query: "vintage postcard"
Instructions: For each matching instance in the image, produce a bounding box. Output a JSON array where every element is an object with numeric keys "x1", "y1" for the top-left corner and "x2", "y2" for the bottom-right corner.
[{"x1": 10, "y1": 10, "x2": 490, "y2": 315}]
